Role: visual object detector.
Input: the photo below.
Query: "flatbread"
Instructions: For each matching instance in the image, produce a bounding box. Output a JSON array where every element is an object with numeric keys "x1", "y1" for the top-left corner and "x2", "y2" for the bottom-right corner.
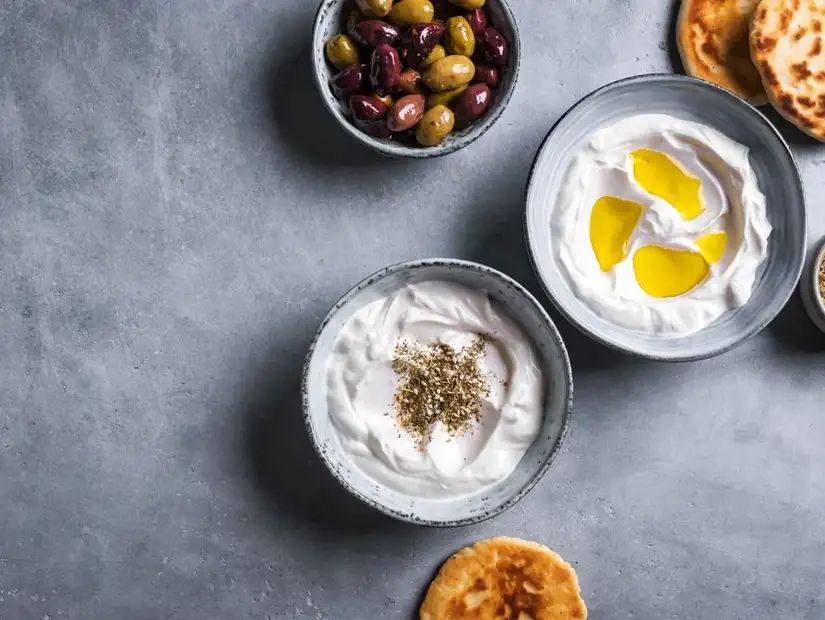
[
  {"x1": 677, "y1": 0, "x2": 769, "y2": 104},
  {"x1": 419, "y1": 537, "x2": 587, "y2": 620},
  {"x1": 751, "y1": 0, "x2": 825, "y2": 140}
]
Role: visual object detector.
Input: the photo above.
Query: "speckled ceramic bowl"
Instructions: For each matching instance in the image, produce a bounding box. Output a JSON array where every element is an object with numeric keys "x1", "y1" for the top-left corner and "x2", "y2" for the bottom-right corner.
[
  {"x1": 801, "y1": 236, "x2": 825, "y2": 334},
  {"x1": 525, "y1": 74, "x2": 807, "y2": 361},
  {"x1": 311, "y1": 0, "x2": 520, "y2": 158},
  {"x1": 302, "y1": 259, "x2": 572, "y2": 526}
]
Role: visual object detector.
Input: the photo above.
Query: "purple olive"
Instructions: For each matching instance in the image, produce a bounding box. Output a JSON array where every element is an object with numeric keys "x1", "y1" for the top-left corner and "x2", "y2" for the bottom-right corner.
[
  {"x1": 350, "y1": 19, "x2": 401, "y2": 48},
  {"x1": 387, "y1": 94, "x2": 425, "y2": 132},
  {"x1": 349, "y1": 94, "x2": 389, "y2": 121},
  {"x1": 479, "y1": 28, "x2": 509, "y2": 66},
  {"x1": 472, "y1": 64, "x2": 499, "y2": 88},
  {"x1": 455, "y1": 83, "x2": 491, "y2": 128},
  {"x1": 396, "y1": 67, "x2": 425, "y2": 94},
  {"x1": 465, "y1": 8, "x2": 487, "y2": 35},
  {"x1": 369, "y1": 43, "x2": 402, "y2": 95},
  {"x1": 331, "y1": 63, "x2": 368, "y2": 99},
  {"x1": 399, "y1": 23, "x2": 446, "y2": 68},
  {"x1": 357, "y1": 119, "x2": 393, "y2": 138}
]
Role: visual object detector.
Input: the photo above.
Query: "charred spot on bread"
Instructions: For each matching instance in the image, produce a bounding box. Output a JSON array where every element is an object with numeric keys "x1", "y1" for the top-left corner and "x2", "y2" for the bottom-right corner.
[
  {"x1": 761, "y1": 61, "x2": 780, "y2": 85},
  {"x1": 792, "y1": 61, "x2": 813, "y2": 80},
  {"x1": 754, "y1": 36, "x2": 778, "y2": 52},
  {"x1": 779, "y1": 92, "x2": 799, "y2": 114}
]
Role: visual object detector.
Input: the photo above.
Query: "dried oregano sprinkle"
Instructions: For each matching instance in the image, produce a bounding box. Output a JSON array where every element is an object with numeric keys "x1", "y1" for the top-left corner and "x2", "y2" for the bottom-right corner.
[
  {"x1": 819, "y1": 256, "x2": 825, "y2": 302},
  {"x1": 391, "y1": 334, "x2": 492, "y2": 450}
]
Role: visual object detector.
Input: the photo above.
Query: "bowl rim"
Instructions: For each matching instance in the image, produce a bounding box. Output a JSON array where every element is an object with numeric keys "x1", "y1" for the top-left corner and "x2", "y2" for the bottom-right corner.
[
  {"x1": 524, "y1": 73, "x2": 807, "y2": 362},
  {"x1": 311, "y1": 0, "x2": 521, "y2": 159},
  {"x1": 300, "y1": 257, "x2": 574, "y2": 527}
]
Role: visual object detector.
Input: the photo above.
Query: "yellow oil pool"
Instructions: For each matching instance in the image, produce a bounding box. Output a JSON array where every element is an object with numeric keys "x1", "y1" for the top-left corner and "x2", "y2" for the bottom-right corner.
[
  {"x1": 589, "y1": 196, "x2": 644, "y2": 272},
  {"x1": 633, "y1": 232, "x2": 728, "y2": 298},
  {"x1": 630, "y1": 149, "x2": 704, "y2": 221}
]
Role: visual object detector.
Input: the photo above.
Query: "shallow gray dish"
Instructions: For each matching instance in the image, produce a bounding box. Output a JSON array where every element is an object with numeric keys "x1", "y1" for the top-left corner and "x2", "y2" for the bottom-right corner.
[
  {"x1": 525, "y1": 74, "x2": 807, "y2": 361},
  {"x1": 301, "y1": 259, "x2": 573, "y2": 526},
  {"x1": 311, "y1": 0, "x2": 520, "y2": 158}
]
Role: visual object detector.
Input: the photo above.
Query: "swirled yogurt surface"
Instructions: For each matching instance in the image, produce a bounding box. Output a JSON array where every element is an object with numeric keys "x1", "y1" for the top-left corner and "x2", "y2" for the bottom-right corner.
[
  {"x1": 553, "y1": 114, "x2": 772, "y2": 335},
  {"x1": 325, "y1": 281, "x2": 544, "y2": 498}
]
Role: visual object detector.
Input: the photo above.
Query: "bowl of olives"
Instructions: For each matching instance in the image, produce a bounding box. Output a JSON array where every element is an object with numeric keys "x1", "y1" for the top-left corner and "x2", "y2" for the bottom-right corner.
[{"x1": 312, "y1": 0, "x2": 520, "y2": 157}]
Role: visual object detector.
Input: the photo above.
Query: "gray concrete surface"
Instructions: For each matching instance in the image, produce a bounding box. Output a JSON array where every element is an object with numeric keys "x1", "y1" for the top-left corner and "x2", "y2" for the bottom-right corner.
[{"x1": 1, "y1": 0, "x2": 825, "y2": 618}]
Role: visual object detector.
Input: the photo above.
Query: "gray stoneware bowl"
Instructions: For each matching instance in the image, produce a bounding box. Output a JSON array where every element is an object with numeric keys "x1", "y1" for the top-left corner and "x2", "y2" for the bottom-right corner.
[
  {"x1": 311, "y1": 0, "x2": 520, "y2": 158},
  {"x1": 301, "y1": 259, "x2": 572, "y2": 526},
  {"x1": 525, "y1": 74, "x2": 807, "y2": 361},
  {"x1": 801, "y1": 236, "x2": 825, "y2": 334}
]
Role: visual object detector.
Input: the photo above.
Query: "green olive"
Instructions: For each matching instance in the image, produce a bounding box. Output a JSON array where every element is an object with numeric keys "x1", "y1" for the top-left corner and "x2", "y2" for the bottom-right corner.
[
  {"x1": 389, "y1": 0, "x2": 435, "y2": 25},
  {"x1": 419, "y1": 44, "x2": 446, "y2": 70},
  {"x1": 445, "y1": 16, "x2": 475, "y2": 57},
  {"x1": 355, "y1": 0, "x2": 393, "y2": 18},
  {"x1": 326, "y1": 34, "x2": 360, "y2": 69},
  {"x1": 416, "y1": 104, "x2": 455, "y2": 146},
  {"x1": 447, "y1": 0, "x2": 485, "y2": 9},
  {"x1": 423, "y1": 55, "x2": 475, "y2": 92},
  {"x1": 425, "y1": 85, "x2": 467, "y2": 109}
]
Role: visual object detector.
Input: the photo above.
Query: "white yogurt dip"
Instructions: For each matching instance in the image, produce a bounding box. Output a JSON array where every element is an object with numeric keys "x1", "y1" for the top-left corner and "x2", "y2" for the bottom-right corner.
[
  {"x1": 552, "y1": 114, "x2": 772, "y2": 335},
  {"x1": 325, "y1": 281, "x2": 544, "y2": 498}
]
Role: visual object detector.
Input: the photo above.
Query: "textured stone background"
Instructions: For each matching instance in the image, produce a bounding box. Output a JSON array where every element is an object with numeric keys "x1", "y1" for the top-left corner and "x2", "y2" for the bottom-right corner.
[{"x1": 2, "y1": 0, "x2": 825, "y2": 618}]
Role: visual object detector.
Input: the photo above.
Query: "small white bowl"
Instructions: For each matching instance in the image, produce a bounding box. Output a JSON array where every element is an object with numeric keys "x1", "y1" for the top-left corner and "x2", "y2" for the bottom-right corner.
[
  {"x1": 301, "y1": 259, "x2": 572, "y2": 526},
  {"x1": 801, "y1": 237, "x2": 825, "y2": 333}
]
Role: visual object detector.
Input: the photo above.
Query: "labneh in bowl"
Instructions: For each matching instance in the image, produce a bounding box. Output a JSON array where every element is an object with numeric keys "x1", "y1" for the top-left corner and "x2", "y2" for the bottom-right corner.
[
  {"x1": 525, "y1": 74, "x2": 806, "y2": 361},
  {"x1": 301, "y1": 259, "x2": 572, "y2": 526},
  {"x1": 311, "y1": 0, "x2": 521, "y2": 158}
]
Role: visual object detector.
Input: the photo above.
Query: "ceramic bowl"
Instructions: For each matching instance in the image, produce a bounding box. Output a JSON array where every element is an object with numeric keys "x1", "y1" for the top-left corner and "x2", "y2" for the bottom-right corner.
[
  {"x1": 801, "y1": 236, "x2": 825, "y2": 334},
  {"x1": 311, "y1": 0, "x2": 520, "y2": 158},
  {"x1": 525, "y1": 74, "x2": 807, "y2": 361},
  {"x1": 302, "y1": 259, "x2": 572, "y2": 526}
]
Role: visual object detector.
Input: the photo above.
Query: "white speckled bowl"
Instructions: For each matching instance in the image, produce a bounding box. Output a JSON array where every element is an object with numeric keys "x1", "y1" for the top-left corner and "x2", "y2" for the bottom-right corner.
[
  {"x1": 801, "y1": 237, "x2": 825, "y2": 334},
  {"x1": 302, "y1": 259, "x2": 572, "y2": 526},
  {"x1": 311, "y1": 0, "x2": 520, "y2": 158},
  {"x1": 525, "y1": 74, "x2": 807, "y2": 361}
]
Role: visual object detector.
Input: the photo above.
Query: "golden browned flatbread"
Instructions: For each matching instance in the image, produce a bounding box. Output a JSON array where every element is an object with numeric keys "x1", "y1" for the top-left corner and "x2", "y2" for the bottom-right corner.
[
  {"x1": 751, "y1": 0, "x2": 825, "y2": 140},
  {"x1": 419, "y1": 537, "x2": 587, "y2": 620},
  {"x1": 677, "y1": 0, "x2": 769, "y2": 104}
]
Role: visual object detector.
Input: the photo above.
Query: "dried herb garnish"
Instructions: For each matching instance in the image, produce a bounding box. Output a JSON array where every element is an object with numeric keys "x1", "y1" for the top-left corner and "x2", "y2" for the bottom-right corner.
[
  {"x1": 391, "y1": 334, "x2": 492, "y2": 449},
  {"x1": 819, "y1": 257, "x2": 825, "y2": 302}
]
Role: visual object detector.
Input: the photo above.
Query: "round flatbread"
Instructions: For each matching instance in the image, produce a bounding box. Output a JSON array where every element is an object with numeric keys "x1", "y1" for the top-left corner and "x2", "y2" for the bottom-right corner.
[
  {"x1": 419, "y1": 537, "x2": 587, "y2": 620},
  {"x1": 751, "y1": 0, "x2": 825, "y2": 140},
  {"x1": 677, "y1": 0, "x2": 768, "y2": 104}
]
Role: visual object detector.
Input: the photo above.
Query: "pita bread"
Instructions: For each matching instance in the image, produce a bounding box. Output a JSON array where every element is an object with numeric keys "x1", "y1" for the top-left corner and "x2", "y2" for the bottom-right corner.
[
  {"x1": 751, "y1": 0, "x2": 825, "y2": 140},
  {"x1": 419, "y1": 537, "x2": 587, "y2": 620},
  {"x1": 677, "y1": 0, "x2": 769, "y2": 104}
]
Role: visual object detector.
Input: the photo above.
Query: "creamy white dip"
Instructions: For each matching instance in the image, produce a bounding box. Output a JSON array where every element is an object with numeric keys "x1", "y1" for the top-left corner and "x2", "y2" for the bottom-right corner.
[
  {"x1": 325, "y1": 281, "x2": 544, "y2": 498},
  {"x1": 552, "y1": 114, "x2": 772, "y2": 335}
]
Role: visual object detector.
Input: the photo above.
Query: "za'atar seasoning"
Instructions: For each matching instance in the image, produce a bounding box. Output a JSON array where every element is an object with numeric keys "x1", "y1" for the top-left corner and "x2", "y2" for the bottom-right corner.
[{"x1": 391, "y1": 334, "x2": 492, "y2": 449}]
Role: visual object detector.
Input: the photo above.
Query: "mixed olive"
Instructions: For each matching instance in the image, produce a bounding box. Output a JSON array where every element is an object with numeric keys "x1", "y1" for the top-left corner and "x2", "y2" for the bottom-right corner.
[{"x1": 326, "y1": 0, "x2": 510, "y2": 148}]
